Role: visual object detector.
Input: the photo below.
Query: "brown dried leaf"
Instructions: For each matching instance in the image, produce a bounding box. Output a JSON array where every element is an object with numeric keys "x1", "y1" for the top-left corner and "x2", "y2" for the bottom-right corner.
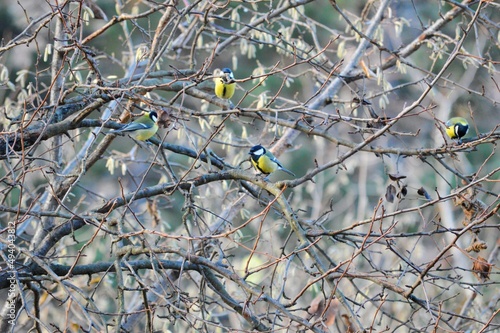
[
  {"x1": 309, "y1": 295, "x2": 323, "y2": 315},
  {"x1": 119, "y1": 108, "x2": 132, "y2": 123},
  {"x1": 465, "y1": 240, "x2": 488, "y2": 253},
  {"x1": 147, "y1": 200, "x2": 160, "y2": 228},
  {"x1": 158, "y1": 108, "x2": 174, "y2": 129},
  {"x1": 360, "y1": 59, "x2": 372, "y2": 79},
  {"x1": 472, "y1": 256, "x2": 492, "y2": 282},
  {"x1": 452, "y1": 187, "x2": 487, "y2": 226},
  {"x1": 309, "y1": 295, "x2": 339, "y2": 327},
  {"x1": 341, "y1": 314, "x2": 355, "y2": 333}
]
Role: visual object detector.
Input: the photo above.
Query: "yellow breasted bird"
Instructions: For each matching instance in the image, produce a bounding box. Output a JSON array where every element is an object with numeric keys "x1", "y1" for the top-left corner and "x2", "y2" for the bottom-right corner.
[
  {"x1": 445, "y1": 117, "x2": 469, "y2": 143},
  {"x1": 214, "y1": 68, "x2": 236, "y2": 99},
  {"x1": 110, "y1": 111, "x2": 159, "y2": 141},
  {"x1": 249, "y1": 145, "x2": 295, "y2": 179}
]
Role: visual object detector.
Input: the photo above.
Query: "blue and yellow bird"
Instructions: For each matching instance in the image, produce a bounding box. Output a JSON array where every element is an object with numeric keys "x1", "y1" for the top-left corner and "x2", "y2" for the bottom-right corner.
[
  {"x1": 249, "y1": 145, "x2": 295, "y2": 179},
  {"x1": 110, "y1": 111, "x2": 159, "y2": 141},
  {"x1": 214, "y1": 68, "x2": 236, "y2": 100},
  {"x1": 445, "y1": 117, "x2": 469, "y2": 143}
]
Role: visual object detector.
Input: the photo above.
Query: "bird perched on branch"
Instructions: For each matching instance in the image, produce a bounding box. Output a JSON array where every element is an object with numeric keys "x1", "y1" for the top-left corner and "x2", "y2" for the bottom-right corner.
[
  {"x1": 249, "y1": 145, "x2": 295, "y2": 179},
  {"x1": 445, "y1": 117, "x2": 469, "y2": 144},
  {"x1": 109, "y1": 111, "x2": 158, "y2": 141},
  {"x1": 214, "y1": 68, "x2": 236, "y2": 100}
]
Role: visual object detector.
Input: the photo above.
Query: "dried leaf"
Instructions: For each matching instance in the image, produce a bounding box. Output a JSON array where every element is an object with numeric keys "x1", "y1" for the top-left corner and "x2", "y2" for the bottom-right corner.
[
  {"x1": 385, "y1": 184, "x2": 397, "y2": 203},
  {"x1": 388, "y1": 173, "x2": 407, "y2": 181},
  {"x1": 158, "y1": 108, "x2": 173, "y2": 129},
  {"x1": 309, "y1": 295, "x2": 339, "y2": 327},
  {"x1": 360, "y1": 59, "x2": 375, "y2": 78},
  {"x1": 119, "y1": 108, "x2": 132, "y2": 123},
  {"x1": 401, "y1": 185, "x2": 408, "y2": 197},
  {"x1": 148, "y1": 200, "x2": 160, "y2": 228},
  {"x1": 472, "y1": 256, "x2": 492, "y2": 282},
  {"x1": 466, "y1": 240, "x2": 487, "y2": 253},
  {"x1": 452, "y1": 187, "x2": 488, "y2": 226},
  {"x1": 341, "y1": 314, "x2": 355, "y2": 333},
  {"x1": 417, "y1": 187, "x2": 432, "y2": 201}
]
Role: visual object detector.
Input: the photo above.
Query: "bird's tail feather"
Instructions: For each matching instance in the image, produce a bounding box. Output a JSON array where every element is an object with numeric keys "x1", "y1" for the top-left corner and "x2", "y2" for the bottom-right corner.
[{"x1": 280, "y1": 167, "x2": 295, "y2": 177}]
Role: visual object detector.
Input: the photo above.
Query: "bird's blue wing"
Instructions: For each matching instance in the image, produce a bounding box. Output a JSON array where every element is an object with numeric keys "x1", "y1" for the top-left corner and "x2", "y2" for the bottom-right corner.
[
  {"x1": 271, "y1": 156, "x2": 283, "y2": 168},
  {"x1": 111, "y1": 122, "x2": 151, "y2": 133}
]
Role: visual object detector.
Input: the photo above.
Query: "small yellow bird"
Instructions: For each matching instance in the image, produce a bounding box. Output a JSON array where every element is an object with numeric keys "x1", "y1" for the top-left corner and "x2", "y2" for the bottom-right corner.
[
  {"x1": 214, "y1": 68, "x2": 236, "y2": 99},
  {"x1": 249, "y1": 145, "x2": 295, "y2": 179},
  {"x1": 110, "y1": 111, "x2": 159, "y2": 141},
  {"x1": 445, "y1": 117, "x2": 469, "y2": 143}
]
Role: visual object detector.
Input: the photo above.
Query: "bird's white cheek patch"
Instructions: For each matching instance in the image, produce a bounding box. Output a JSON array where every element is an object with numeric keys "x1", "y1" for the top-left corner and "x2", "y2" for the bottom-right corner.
[
  {"x1": 254, "y1": 148, "x2": 264, "y2": 156},
  {"x1": 151, "y1": 115, "x2": 158, "y2": 122}
]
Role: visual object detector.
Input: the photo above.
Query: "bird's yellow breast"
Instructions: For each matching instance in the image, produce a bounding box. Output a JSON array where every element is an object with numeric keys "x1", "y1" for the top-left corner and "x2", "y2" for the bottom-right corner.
[
  {"x1": 445, "y1": 125, "x2": 458, "y2": 139},
  {"x1": 445, "y1": 117, "x2": 469, "y2": 140},
  {"x1": 134, "y1": 124, "x2": 159, "y2": 141},
  {"x1": 251, "y1": 155, "x2": 278, "y2": 174},
  {"x1": 215, "y1": 79, "x2": 235, "y2": 99}
]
